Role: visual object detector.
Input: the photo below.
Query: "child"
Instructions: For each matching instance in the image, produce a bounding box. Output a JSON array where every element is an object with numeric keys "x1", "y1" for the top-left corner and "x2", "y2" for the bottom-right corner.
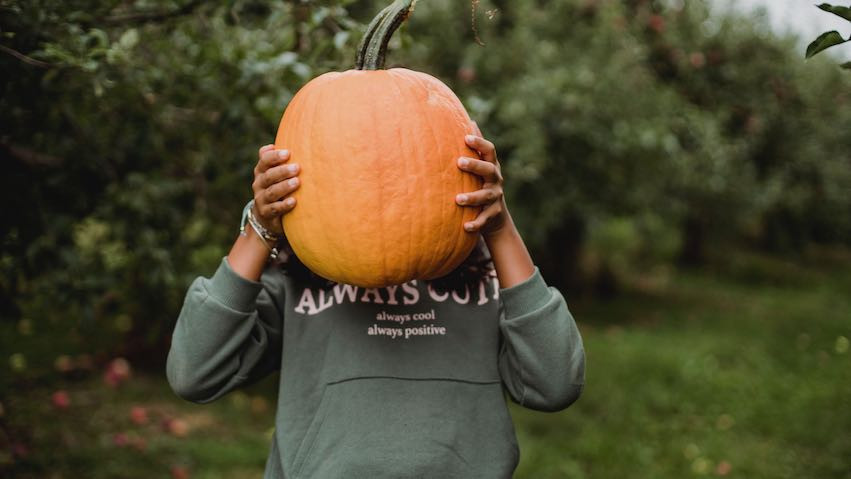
[{"x1": 166, "y1": 128, "x2": 586, "y2": 478}]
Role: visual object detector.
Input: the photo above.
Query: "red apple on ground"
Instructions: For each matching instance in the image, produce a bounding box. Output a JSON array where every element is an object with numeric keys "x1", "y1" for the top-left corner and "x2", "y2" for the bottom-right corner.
[
  {"x1": 104, "y1": 357, "x2": 132, "y2": 387},
  {"x1": 171, "y1": 465, "x2": 190, "y2": 479},
  {"x1": 52, "y1": 390, "x2": 70, "y2": 410},
  {"x1": 163, "y1": 418, "x2": 189, "y2": 437},
  {"x1": 113, "y1": 432, "x2": 129, "y2": 447},
  {"x1": 130, "y1": 406, "x2": 148, "y2": 425}
]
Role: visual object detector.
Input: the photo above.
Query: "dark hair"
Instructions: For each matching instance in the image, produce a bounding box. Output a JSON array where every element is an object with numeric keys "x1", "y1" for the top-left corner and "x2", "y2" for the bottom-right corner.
[{"x1": 273, "y1": 236, "x2": 495, "y2": 291}]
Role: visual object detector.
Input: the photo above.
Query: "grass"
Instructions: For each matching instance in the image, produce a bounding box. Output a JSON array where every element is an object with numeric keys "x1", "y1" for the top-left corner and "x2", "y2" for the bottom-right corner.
[
  {"x1": 3, "y1": 254, "x2": 849, "y2": 478},
  {"x1": 512, "y1": 255, "x2": 851, "y2": 478}
]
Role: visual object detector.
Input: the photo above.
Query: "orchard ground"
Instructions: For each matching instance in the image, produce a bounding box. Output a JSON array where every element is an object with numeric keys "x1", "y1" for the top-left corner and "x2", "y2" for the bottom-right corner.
[{"x1": 3, "y1": 252, "x2": 849, "y2": 479}]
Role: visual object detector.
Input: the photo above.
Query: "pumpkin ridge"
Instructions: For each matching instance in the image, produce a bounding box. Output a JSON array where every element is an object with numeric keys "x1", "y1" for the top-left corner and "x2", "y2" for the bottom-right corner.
[
  {"x1": 380, "y1": 75, "x2": 390, "y2": 285},
  {"x1": 393, "y1": 73, "x2": 416, "y2": 284},
  {"x1": 402, "y1": 71, "x2": 439, "y2": 279},
  {"x1": 397, "y1": 68, "x2": 470, "y2": 280},
  {"x1": 285, "y1": 85, "x2": 309, "y2": 276},
  {"x1": 393, "y1": 70, "x2": 418, "y2": 279},
  {"x1": 366, "y1": 74, "x2": 387, "y2": 285},
  {"x1": 281, "y1": 84, "x2": 311, "y2": 268},
  {"x1": 311, "y1": 78, "x2": 335, "y2": 281},
  {"x1": 328, "y1": 76, "x2": 347, "y2": 282},
  {"x1": 422, "y1": 72, "x2": 456, "y2": 279}
]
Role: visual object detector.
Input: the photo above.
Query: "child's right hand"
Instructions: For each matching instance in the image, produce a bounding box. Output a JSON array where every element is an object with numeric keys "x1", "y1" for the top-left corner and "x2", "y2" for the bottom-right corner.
[{"x1": 251, "y1": 144, "x2": 300, "y2": 236}]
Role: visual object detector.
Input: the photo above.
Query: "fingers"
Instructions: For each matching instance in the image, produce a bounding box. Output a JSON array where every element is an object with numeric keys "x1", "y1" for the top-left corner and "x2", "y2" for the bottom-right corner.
[
  {"x1": 263, "y1": 174, "x2": 299, "y2": 201},
  {"x1": 463, "y1": 200, "x2": 503, "y2": 233},
  {"x1": 256, "y1": 146, "x2": 290, "y2": 174},
  {"x1": 470, "y1": 120, "x2": 483, "y2": 138},
  {"x1": 457, "y1": 156, "x2": 501, "y2": 183},
  {"x1": 254, "y1": 164, "x2": 300, "y2": 213},
  {"x1": 456, "y1": 186, "x2": 503, "y2": 207},
  {"x1": 255, "y1": 162, "x2": 300, "y2": 190},
  {"x1": 465, "y1": 134, "x2": 497, "y2": 163},
  {"x1": 257, "y1": 196, "x2": 297, "y2": 218}
]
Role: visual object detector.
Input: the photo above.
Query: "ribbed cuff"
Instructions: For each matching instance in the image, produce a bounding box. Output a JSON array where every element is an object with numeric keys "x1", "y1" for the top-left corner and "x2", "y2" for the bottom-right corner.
[
  {"x1": 499, "y1": 266, "x2": 552, "y2": 319},
  {"x1": 205, "y1": 257, "x2": 265, "y2": 313}
]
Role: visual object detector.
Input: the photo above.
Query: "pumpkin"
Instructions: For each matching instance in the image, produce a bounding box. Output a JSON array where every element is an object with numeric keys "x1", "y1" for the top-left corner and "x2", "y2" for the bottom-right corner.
[{"x1": 275, "y1": 0, "x2": 482, "y2": 288}]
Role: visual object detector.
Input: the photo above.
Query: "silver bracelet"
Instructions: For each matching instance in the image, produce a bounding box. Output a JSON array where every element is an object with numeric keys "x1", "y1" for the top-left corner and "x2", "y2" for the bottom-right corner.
[{"x1": 240, "y1": 199, "x2": 284, "y2": 259}]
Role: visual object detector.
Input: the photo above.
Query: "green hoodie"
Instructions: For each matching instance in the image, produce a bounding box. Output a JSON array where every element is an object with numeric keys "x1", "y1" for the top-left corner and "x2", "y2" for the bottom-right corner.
[{"x1": 166, "y1": 256, "x2": 585, "y2": 478}]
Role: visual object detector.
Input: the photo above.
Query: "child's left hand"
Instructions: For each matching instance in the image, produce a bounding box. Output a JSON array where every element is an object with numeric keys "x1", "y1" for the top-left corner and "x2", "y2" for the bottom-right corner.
[{"x1": 456, "y1": 121, "x2": 509, "y2": 238}]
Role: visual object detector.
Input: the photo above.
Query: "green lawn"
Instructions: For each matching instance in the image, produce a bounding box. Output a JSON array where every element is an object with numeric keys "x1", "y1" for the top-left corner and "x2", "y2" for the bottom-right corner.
[
  {"x1": 4, "y1": 256, "x2": 849, "y2": 478},
  {"x1": 513, "y1": 259, "x2": 851, "y2": 478}
]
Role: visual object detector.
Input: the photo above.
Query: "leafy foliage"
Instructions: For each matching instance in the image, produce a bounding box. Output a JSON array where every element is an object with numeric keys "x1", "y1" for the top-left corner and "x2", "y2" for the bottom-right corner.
[{"x1": 1, "y1": 0, "x2": 362, "y2": 369}]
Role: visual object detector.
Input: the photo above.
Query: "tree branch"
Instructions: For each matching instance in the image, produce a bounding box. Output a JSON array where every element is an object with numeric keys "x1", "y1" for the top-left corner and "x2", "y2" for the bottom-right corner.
[
  {"x1": 103, "y1": 0, "x2": 205, "y2": 25},
  {"x1": 2, "y1": 142, "x2": 64, "y2": 167},
  {"x1": 0, "y1": 45, "x2": 53, "y2": 68}
]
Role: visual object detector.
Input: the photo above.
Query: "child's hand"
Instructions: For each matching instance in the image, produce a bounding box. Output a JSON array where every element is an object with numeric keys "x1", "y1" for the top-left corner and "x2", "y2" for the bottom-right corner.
[
  {"x1": 455, "y1": 121, "x2": 508, "y2": 238},
  {"x1": 251, "y1": 144, "x2": 300, "y2": 235}
]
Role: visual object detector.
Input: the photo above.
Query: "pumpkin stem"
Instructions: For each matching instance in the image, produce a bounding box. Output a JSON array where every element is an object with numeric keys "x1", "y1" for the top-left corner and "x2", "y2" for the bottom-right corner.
[
  {"x1": 355, "y1": 4, "x2": 393, "y2": 70},
  {"x1": 356, "y1": 0, "x2": 417, "y2": 70}
]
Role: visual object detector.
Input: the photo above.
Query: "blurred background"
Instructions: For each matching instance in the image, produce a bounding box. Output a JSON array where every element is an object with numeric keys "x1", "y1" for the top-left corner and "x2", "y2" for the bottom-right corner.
[{"x1": 1, "y1": 0, "x2": 849, "y2": 477}]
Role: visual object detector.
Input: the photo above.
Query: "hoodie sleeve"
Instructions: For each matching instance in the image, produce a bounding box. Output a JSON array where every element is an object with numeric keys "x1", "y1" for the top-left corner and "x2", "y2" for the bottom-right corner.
[
  {"x1": 497, "y1": 267, "x2": 586, "y2": 412},
  {"x1": 166, "y1": 257, "x2": 284, "y2": 404}
]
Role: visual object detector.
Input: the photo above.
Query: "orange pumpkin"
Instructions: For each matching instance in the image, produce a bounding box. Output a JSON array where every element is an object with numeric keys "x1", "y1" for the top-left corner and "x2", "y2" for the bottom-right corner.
[{"x1": 275, "y1": 0, "x2": 482, "y2": 288}]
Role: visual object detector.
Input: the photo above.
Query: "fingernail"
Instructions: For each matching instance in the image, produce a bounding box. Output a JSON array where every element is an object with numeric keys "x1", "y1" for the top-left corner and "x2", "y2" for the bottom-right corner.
[
  {"x1": 288, "y1": 164, "x2": 299, "y2": 173},
  {"x1": 465, "y1": 135, "x2": 476, "y2": 144},
  {"x1": 288, "y1": 178, "x2": 299, "y2": 186},
  {"x1": 456, "y1": 194, "x2": 468, "y2": 204},
  {"x1": 285, "y1": 197, "x2": 295, "y2": 206},
  {"x1": 278, "y1": 150, "x2": 289, "y2": 159},
  {"x1": 458, "y1": 158, "x2": 470, "y2": 167},
  {"x1": 465, "y1": 223, "x2": 475, "y2": 231}
]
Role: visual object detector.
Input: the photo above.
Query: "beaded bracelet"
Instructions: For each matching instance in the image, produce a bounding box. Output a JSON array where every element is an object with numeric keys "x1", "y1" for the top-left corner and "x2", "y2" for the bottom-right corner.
[{"x1": 240, "y1": 199, "x2": 284, "y2": 259}]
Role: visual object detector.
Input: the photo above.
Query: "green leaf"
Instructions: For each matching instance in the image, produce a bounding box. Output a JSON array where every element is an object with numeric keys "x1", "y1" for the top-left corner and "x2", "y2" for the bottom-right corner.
[
  {"x1": 805, "y1": 31, "x2": 849, "y2": 58},
  {"x1": 119, "y1": 29, "x2": 139, "y2": 50},
  {"x1": 817, "y1": 4, "x2": 851, "y2": 22},
  {"x1": 841, "y1": 61, "x2": 851, "y2": 69}
]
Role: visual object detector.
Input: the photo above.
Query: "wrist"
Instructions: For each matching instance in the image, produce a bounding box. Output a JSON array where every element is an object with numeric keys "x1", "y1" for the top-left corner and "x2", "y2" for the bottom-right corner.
[
  {"x1": 240, "y1": 199, "x2": 285, "y2": 259},
  {"x1": 484, "y1": 222, "x2": 519, "y2": 251},
  {"x1": 482, "y1": 212, "x2": 534, "y2": 289},
  {"x1": 230, "y1": 200, "x2": 282, "y2": 280},
  {"x1": 245, "y1": 200, "x2": 285, "y2": 242},
  {"x1": 228, "y1": 229, "x2": 274, "y2": 281},
  {"x1": 482, "y1": 206, "x2": 515, "y2": 244},
  {"x1": 251, "y1": 203, "x2": 284, "y2": 236},
  {"x1": 247, "y1": 222, "x2": 278, "y2": 249}
]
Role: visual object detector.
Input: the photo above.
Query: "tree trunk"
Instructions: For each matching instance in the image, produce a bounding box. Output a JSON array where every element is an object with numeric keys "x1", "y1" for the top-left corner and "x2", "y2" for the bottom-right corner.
[
  {"x1": 679, "y1": 212, "x2": 705, "y2": 266},
  {"x1": 536, "y1": 216, "x2": 586, "y2": 295}
]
